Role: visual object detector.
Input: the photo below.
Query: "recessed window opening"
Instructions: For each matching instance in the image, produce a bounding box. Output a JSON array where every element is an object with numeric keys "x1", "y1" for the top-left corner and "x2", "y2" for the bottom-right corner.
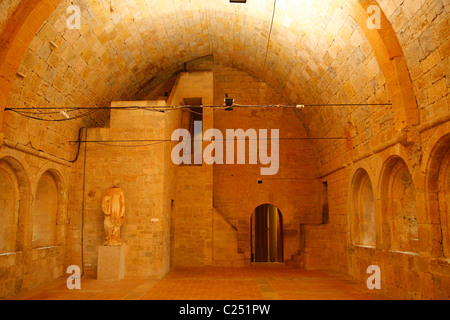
[{"x1": 181, "y1": 98, "x2": 203, "y2": 165}]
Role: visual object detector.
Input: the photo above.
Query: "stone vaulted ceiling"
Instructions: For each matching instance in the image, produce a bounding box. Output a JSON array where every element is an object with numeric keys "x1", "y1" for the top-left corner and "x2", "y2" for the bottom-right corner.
[
  {"x1": 3, "y1": 0, "x2": 446, "y2": 163},
  {"x1": 7, "y1": 0, "x2": 387, "y2": 116}
]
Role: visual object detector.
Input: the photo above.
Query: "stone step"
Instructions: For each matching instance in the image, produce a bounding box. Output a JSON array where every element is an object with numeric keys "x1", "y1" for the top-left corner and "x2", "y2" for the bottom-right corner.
[
  {"x1": 285, "y1": 259, "x2": 302, "y2": 267},
  {"x1": 292, "y1": 254, "x2": 302, "y2": 262},
  {"x1": 212, "y1": 260, "x2": 247, "y2": 267}
]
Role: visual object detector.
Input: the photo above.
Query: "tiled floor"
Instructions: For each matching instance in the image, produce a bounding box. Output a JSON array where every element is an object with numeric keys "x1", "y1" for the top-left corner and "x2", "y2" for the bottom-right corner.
[{"x1": 5, "y1": 265, "x2": 389, "y2": 300}]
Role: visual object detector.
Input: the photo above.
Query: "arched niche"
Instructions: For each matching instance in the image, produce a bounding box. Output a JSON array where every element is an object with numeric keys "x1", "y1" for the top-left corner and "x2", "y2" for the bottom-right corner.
[
  {"x1": 381, "y1": 157, "x2": 418, "y2": 252},
  {"x1": 424, "y1": 134, "x2": 450, "y2": 258},
  {"x1": 0, "y1": 157, "x2": 29, "y2": 253},
  {"x1": 350, "y1": 168, "x2": 376, "y2": 247},
  {"x1": 0, "y1": 161, "x2": 19, "y2": 253},
  {"x1": 32, "y1": 170, "x2": 62, "y2": 248}
]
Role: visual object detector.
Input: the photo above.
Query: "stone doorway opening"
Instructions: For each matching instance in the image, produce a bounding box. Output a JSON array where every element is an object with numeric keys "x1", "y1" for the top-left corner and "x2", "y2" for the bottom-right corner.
[{"x1": 251, "y1": 204, "x2": 284, "y2": 263}]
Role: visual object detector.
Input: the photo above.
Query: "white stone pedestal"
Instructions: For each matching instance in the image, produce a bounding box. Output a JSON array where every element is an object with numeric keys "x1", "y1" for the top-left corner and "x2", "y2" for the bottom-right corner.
[{"x1": 97, "y1": 244, "x2": 126, "y2": 280}]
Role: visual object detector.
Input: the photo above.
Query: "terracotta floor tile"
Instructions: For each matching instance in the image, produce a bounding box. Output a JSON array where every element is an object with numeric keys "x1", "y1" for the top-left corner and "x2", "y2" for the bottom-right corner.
[
  {"x1": 4, "y1": 266, "x2": 387, "y2": 300},
  {"x1": 278, "y1": 292, "x2": 376, "y2": 300},
  {"x1": 269, "y1": 279, "x2": 360, "y2": 292}
]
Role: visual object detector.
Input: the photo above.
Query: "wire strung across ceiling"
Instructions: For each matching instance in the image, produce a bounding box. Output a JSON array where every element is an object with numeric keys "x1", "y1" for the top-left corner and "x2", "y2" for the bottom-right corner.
[
  {"x1": 5, "y1": 102, "x2": 392, "y2": 121},
  {"x1": 3, "y1": 102, "x2": 392, "y2": 148},
  {"x1": 257, "y1": 0, "x2": 277, "y2": 104},
  {"x1": 69, "y1": 136, "x2": 349, "y2": 146}
]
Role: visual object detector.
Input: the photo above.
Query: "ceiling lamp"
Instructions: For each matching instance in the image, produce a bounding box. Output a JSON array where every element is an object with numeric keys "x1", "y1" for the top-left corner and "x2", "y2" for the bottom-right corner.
[{"x1": 224, "y1": 98, "x2": 234, "y2": 111}]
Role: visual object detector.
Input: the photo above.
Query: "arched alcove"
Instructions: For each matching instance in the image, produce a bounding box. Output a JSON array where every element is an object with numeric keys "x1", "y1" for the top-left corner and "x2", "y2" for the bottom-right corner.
[
  {"x1": 381, "y1": 157, "x2": 418, "y2": 252},
  {"x1": 32, "y1": 171, "x2": 59, "y2": 248},
  {"x1": 424, "y1": 134, "x2": 450, "y2": 258},
  {"x1": 251, "y1": 204, "x2": 283, "y2": 263},
  {"x1": 350, "y1": 169, "x2": 376, "y2": 246},
  {"x1": 439, "y1": 151, "x2": 450, "y2": 258},
  {"x1": 0, "y1": 157, "x2": 29, "y2": 254},
  {"x1": 0, "y1": 160, "x2": 19, "y2": 253}
]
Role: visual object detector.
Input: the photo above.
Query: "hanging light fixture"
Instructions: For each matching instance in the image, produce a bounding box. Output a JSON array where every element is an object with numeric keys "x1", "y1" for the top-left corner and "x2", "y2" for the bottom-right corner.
[{"x1": 224, "y1": 94, "x2": 234, "y2": 111}]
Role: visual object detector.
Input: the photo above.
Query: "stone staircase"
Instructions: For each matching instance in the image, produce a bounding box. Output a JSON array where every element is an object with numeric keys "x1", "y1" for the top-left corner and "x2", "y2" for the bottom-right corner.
[
  {"x1": 212, "y1": 208, "x2": 246, "y2": 266},
  {"x1": 285, "y1": 250, "x2": 304, "y2": 268}
]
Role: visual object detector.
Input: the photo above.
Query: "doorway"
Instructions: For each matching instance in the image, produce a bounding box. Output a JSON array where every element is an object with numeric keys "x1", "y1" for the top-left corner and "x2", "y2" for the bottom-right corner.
[{"x1": 251, "y1": 204, "x2": 284, "y2": 263}]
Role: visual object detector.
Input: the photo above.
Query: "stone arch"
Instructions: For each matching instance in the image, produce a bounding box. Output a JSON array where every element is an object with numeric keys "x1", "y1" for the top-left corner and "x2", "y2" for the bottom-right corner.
[
  {"x1": 380, "y1": 155, "x2": 418, "y2": 252},
  {"x1": 0, "y1": 0, "x2": 61, "y2": 125},
  {"x1": 348, "y1": 0, "x2": 419, "y2": 129},
  {"x1": 422, "y1": 132, "x2": 450, "y2": 258},
  {"x1": 350, "y1": 168, "x2": 376, "y2": 247},
  {"x1": 31, "y1": 167, "x2": 66, "y2": 248},
  {"x1": 0, "y1": 156, "x2": 30, "y2": 252}
]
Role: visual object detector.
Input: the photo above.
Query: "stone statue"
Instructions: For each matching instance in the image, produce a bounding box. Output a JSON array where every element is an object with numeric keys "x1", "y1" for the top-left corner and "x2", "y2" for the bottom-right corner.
[{"x1": 102, "y1": 180, "x2": 125, "y2": 246}]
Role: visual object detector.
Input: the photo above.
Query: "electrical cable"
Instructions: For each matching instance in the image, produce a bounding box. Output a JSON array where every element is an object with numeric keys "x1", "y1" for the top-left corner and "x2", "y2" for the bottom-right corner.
[
  {"x1": 93, "y1": 141, "x2": 166, "y2": 148},
  {"x1": 70, "y1": 137, "x2": 349, "y2": 145},
  {"x1": 265, "y1": 0, "x2": 277, "y2": 71},
  {"x1": 1, "y1": 126, "x2": 87, "y2": 164},
  {"x1": 70, "y1": 127, "x2": 86, "y2": 163},
  {"x1": 259, "y1": 177, "x2": 318, "y2": 181},
  {"x1": 5, "y1": 103, "x2": 392, "y2": 112},
  {"x1": 185, "y1": 108, "x2": 204, "y2": 116},
  {"x1": 8, "y1": 109, "x2": 99, "y2": 121},
  {"x1": 4, "y1": 102, "x2": 394, "y2": 122},
  {"x1": 258, "y1": 0, "x2": 277, "y2": 103},
  {"x1": 12, "y1": 110, "x2": 62, "y2": 115},
  {"x1": 80, "y1": 127, "x2": 87, "y2": 277}
]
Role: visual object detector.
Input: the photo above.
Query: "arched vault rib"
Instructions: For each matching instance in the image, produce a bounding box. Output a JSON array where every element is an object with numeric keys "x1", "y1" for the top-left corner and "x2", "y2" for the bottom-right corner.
[{"x1": 348, "y1": 0, "x2": 419, "y2": 130}]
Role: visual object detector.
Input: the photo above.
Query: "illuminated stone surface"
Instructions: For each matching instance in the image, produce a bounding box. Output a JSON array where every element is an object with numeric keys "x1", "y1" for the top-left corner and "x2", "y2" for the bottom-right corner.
[{"x1": 0, "y1": 0, "x2": 448, "y2": 300}]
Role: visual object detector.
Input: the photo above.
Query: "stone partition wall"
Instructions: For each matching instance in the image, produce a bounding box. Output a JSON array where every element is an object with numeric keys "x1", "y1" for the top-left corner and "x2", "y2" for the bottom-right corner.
[
  {"x1": 69, "y1": 109, "x2": 173, "y2": 279},
  {"x1": 168, "y1": 71, "x2": 215, "y2": 267},
  {"x1": 173, "y1": 165, "x2": 214, "y2": 266},
  {"x1": 66, "y1": 71, "x2": 216, "y2": 276},
  {"x1": 65, "y1": 98, "x2": 190, "y2": 279},
  {"x1": 210, "y1": 63, "x2": 325, "y2": 265},
  {"x1": 213, "y1": 106, "x2": 324, "y2": 264}
]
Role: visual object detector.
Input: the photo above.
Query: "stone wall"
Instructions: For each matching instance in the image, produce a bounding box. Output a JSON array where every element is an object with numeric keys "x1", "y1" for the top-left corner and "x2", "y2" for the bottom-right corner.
[
  {"x1": 172, "y1": 165, "x2": 213, "y2": 266},
  {"x1": 0, "y1": 147, "x2": 69, "y2": 298},
  {"x1": 0, "y1": 0, "x2": 449, "y2": 300},
  {"x1": 311, "y1": 0, "x2": 450, "y2": 300},
  {"x1": 322, "y1": 123, "x2": 450, "y2": 299},
  {"x1": 212, "y1": 106, "x2": 324, "y2": 264},
  {"x1": 211, "y1": 63, "x2": 325, "y2": 265},
  {"x1": 66, "y1": 106, "x2": 170, "y2": 279},
  {"x1": 66, "y1": 71, "x2": 218, "y2": 276}
]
